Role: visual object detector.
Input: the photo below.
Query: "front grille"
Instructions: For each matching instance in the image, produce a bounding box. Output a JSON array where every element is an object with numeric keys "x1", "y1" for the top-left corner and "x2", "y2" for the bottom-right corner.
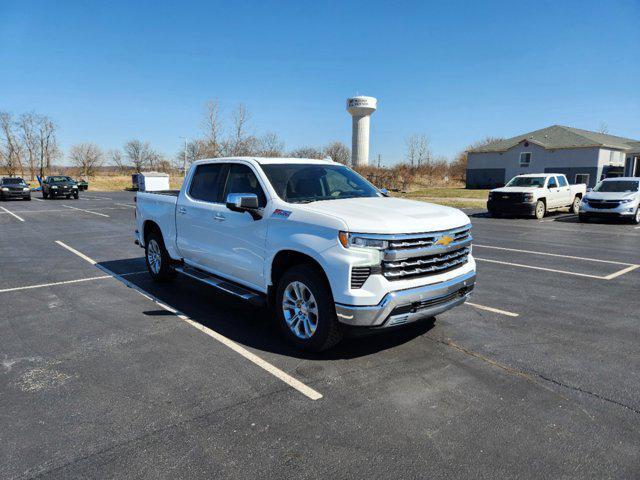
[
  {"x1": 588, "y1": 200, "x2": 620, "y2": 209},
  {"x1": 387, "y1": 226, "x2": 471, "y2": 251},
  {"x1": 491, "y1": 192, "x2": 524, "y2": 202},
  {"x1": 382, "y1": 246, "x2": 470, "y2": 281},
  {"x1": 351, "y1": 267, "x2": 371, "y2": 289},
  {"x1": 390, "y1": 287, "x2": 470, "y2": 316}
]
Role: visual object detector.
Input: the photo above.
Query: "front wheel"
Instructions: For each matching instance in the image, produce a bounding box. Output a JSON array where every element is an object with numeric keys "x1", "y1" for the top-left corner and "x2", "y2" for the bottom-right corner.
[
  {"x1": 73, "y1": 192, "x2": 79, "y2": 199},
  {"x1": 145, "y1": 230, "x2": 176, "y2": 282},
  {"x1": 275, "y1": 264, "x2": 342, "y2": 351},
  {"x1": 534, "y1": 200, "x2": 546, "y2": 220},
  {"x1": 571, "y1": 196, "x2": 581, "y2": 214},
  {"x1": 632, "y1": 208, "x2": 640, "y2": 225},
  {"x1": 42, "y1": 191, "x2": 48, "y2": 199}
]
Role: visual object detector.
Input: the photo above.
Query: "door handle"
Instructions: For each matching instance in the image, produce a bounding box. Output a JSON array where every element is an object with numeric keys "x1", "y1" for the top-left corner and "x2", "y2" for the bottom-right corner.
[
  {"x1": 178, "y1": 207, "x2": 187, "y2": 214},
  {"x1": 213, "y1": 213, "x2": 226, "y2": 222}
]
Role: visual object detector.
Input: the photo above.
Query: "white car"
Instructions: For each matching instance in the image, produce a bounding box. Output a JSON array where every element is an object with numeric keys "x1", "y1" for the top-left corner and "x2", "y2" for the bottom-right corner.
[
  {"x1": 579, "y1": 177, "x2": 640, "y2": 224},
  {"x1": 487, "y1": 173, "x2": 586, "y2": 220},
  {"x1": 135, "y1": 157, "x2": 476, "y2": 351}
]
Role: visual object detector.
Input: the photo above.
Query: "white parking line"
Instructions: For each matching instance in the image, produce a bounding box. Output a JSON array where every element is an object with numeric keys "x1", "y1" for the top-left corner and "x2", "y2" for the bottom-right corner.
[
  {"x1": 475, "y1": 257, "x2": 639, "y2": 280},
  {"x1": 466, "y1": 302, "x2": 519, "y2": 317},
  {"x1": 474, "y1": 244, "x2": 637, "y2": 266},
  {"x1": 33, "y1": 197, "x2": 44, "y2": 202},
  {"x1": 61, "y1": 204, "x2": 110, "y2": 217},
  {"x1": 0, "y1": 206, "x2": 25, "y2": 222},
  {"x1": 54, "y1": 240, "x2": 323, "y2": 401},
  {"x1": 0, "y1": 271, "x2": 147, "y2": 294},
  {"x1": 115, "y1": 203, "x2": 136, "y2": 208}
]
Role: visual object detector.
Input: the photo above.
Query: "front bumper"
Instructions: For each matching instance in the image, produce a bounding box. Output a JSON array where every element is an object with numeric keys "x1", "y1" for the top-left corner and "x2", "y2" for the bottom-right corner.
[
  {"x1": 487, "y1": 200, "x2": 536, "y2": 216},
  {"x1": 1, "y1": 190, "x2": 30, "y2": 199},
  {"x1": 335, "y1": 270, "x2": 476, "y2": 328},
  {"x1": 49, "y1": 188, "x2": 76, "y2": 196}
]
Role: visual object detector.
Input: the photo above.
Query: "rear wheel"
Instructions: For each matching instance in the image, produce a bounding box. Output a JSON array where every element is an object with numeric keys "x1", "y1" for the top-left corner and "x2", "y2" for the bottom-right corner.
[
  {"x1": 632, "y1": 208, "x2": 640, "y2": 225},
  {"x1": 65, "y1": 195, "x2": 71, "y2": 199},
  {"x1": 534, "y1": 200, "x2": 546, "y2": 220},
  {"x1": 145, "y1": 230, "x2": 176, "y2": 282},
  {"x1": 275, "y1": 264, "x2": 342, "y2": 351},
  {"x1": 571, "y1": 196, "x2": 581, "y2": 214}
]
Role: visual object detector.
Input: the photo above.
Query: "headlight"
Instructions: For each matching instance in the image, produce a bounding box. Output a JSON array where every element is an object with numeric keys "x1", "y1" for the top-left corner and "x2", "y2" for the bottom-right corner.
[
  {"x1": 619, "y1": 199, "x2": 633, "y2": 204},
  {"x1": 1, "y1": 187, "x2": 8, "y2": 192},
  {"x1": 338, "y1": 232, "x2": 388, "y2": 250},
  {"x1": 52, "y1": 185, "x2": 58, "y2": 189},
  {"x1": 523, "y1": 193, "x2": 533, "y2": 202},
  {"x1": 72, "y1": 185, "x2": 78, "y2": 189},
  {"x1": 23, "y1": 187, "x2": 29, "y2": 191}
]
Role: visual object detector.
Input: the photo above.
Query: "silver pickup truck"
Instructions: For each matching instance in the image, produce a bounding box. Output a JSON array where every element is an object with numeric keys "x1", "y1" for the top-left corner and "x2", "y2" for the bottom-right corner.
[{"x1": 579, "y1": 177, "x2": 640, "y2": 224}]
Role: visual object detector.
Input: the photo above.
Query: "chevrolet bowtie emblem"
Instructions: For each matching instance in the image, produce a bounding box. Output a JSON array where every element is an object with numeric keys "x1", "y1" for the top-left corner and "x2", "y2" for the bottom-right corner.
[{"x1": 434, "y1": 235, "x2": 454, "y2": 246}]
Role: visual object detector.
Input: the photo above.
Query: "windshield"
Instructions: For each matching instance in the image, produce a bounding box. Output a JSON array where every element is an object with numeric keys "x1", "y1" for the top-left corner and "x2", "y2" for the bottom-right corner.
[
  {"x1": 594, "y1": 180, "x2": 640, "y2": 193},
  {"x1": 260, "y1": 164, "x2": 380, "y2": 203},
  {"x1": 2, "y1": 178, "x2": 25, "y2": 185},
  {"x1": 505, "y1": 176, "x2": 546, "y2": 188},
  {"x1": 49, "y1": 176, "x2": 72, "y2": 182}
]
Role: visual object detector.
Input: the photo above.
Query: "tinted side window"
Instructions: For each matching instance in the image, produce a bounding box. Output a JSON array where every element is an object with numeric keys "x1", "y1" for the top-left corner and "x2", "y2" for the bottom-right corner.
[
  {"x1": 189, "y1": 164, "x2": 224, "y2": 202},
  {"x1": 547, "y1": 177, "x2": 557, "y2": 188},
  {"x1": 557, "y1": 176, "x2": 568, "y2": 187},
  {"x1": 224, "y1": 164, "x2": 267, "y2": 207}
]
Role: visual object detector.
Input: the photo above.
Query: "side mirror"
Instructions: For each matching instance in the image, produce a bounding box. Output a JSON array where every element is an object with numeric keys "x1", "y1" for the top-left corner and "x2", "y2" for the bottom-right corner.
[
  {"x1": 379, "y1": 188, "x2": 390, "y2": 197},
  {"x1": 225, "y1": 193, "x2": 261, "y2": 219}
]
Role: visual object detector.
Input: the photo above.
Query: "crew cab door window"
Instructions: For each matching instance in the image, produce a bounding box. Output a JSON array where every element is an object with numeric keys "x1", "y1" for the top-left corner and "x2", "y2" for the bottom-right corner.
[
  {"x1": 547, "y1": 177, "x2": 557, "y2": 189},
  {"x1": 557, "y1": 176, "x2": 568, "y2": 187},
  {"x1": 223, "y1": 164, "x2": 267, "y2": 207},
  {"x1": 189, "y1": 163, "x2": 225, "y2": 202}
]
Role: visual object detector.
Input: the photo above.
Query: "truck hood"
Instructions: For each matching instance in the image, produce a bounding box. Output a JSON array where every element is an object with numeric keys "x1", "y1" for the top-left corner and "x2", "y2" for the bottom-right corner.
[
  {"x1": 300, "y1": 197, "x2": 470, "y2": 234},
  {"x1": 491, "y1": 186, "x2": 542, "y2": 193},
  {"x1": 585, "y1": 191, "x2": 639, "y2": 201}
]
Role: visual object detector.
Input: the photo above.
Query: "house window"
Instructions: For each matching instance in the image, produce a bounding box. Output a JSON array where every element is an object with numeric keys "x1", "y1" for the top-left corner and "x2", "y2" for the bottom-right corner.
[
  {"x1": 575, "y1": 173, "x2": 590, "y2": 185},
  {"x1": 519, "y1": 152, "x2": 531, "y2": 167}
]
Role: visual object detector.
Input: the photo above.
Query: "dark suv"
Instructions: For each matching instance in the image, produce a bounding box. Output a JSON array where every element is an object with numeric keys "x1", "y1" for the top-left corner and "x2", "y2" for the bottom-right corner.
[
  {"x1": 0, "y1": 177, "x2": 31, "y2": 201},
  {"x1": 42, "y1": 176, "x2": 79, "y2": 199}
]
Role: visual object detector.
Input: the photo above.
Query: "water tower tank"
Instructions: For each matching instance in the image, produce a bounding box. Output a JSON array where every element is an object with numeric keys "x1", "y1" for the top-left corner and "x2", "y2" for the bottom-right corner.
[{"x1": 346, "y1": 96, "x2": 377, "y2": 167}]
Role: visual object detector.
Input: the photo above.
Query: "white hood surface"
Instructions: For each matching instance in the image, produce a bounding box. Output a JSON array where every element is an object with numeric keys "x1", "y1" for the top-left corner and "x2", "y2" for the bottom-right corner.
[
  {"x1": 491, "y1": 186, "x2": 542, "y2": 193},
  {"x1": 301, "y1": 197, "x2": 470, "y2": 234},
  {"x1": 585, "y1": 191, "x2": 639, "y2": 201}
]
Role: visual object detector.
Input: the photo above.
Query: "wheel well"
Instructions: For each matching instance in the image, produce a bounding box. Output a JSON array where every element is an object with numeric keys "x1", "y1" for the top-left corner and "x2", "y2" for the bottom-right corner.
[
  {"x1": 537, "y1": 197, "x2": 546, "y2": 205},
  {"x1": 143, "y1": 220, "x2": 162, "y2": 245},
  {"x1": 574, "y1": 193, "x2": 583, "y2": 199},
  {"x1": 268, "y1": 250, "x2": 329, "y2": 307}
]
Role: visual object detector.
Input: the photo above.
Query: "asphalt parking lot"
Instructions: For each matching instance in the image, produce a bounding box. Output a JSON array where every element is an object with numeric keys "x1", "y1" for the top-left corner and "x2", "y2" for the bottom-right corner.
[{"x1": 1, "y1": 192, "x2": 639, "y2": 479}]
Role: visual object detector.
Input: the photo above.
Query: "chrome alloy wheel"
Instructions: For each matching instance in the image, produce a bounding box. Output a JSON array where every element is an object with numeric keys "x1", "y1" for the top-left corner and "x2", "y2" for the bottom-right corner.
[
  {"x1": 147, "y1": 239, "x2": 162, "y2": 274},
  {"x1": 282, "y1": 281, "x2": 319, "y2": 339}
]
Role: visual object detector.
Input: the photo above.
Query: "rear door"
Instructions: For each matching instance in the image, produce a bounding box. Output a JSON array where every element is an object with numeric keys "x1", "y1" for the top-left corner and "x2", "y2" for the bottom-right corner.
[{"x1": 175, "y1": 162, "x2": 228, "y2": 269}]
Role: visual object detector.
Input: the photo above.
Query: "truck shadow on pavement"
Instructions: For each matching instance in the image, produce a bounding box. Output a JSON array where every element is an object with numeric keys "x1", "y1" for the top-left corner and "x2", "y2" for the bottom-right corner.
[{"x1": 99, "y1": 258, "x2": 434, "y2": 360}]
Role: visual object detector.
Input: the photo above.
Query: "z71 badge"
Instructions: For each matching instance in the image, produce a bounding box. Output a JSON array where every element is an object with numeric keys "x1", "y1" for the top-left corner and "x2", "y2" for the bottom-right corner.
[{"x1": 271, "y1": 209, "x2": 292, "y2": 219}]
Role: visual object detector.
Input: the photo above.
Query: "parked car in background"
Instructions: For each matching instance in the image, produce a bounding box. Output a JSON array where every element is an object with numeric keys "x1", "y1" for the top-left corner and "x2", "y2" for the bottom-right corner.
[
  {"x1": 74, "y1": 178, "x2": 89, "y2": 191},
  {"x1": 0, "y1": 177, "x2": 31, "y2": 201},
  {"x1": 579, "y1": 177, "x2": 640, "y2": 224},
  {"x1": 487, "y1": 173, "x2": 586, "y2": 219},
  {"x1": 135, "y1": 157, "x2": 476, "y2": 351},
  {"x1": 42, "y1": 176, "x2": 79, "y2": 199}
]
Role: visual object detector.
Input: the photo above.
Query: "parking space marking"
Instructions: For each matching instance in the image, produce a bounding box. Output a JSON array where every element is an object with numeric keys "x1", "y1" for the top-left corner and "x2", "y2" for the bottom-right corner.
[
  {"x1": 0, "y1": 206, "x2": 25, "y2": 222},
  {"x1": 54, "y1": 240, "x2": 323, "y2": 401},
  {"x1": 33, "y1": 197, "x2": 44, "y2": 202},
  {"x1": 474, "y1": 244, "x2": 637, "y2": 266},
  {"x1": 61, "y1": 204, "x2": 110, "y2": 217},
  {"x1": 115, "y1": 203, "x2": 136, "y2": 208},
  {"x1": 474, "y1": 244, "x2": 640, "y2": 280},
  {"x1": 0, "y1": 271, "x2": 146, "y2": 294},
  {"x1": 466, "y1": 302, "x2": 519, "y2": 317}
]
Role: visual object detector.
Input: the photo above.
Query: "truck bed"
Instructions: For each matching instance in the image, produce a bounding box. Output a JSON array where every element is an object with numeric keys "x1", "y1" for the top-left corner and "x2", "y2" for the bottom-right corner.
[{"x1": 138, "y1": 190, "x2": 180, "y2": 196}]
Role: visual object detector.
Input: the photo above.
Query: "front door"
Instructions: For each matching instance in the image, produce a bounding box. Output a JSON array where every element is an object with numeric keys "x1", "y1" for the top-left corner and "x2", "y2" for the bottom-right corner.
[{"x1": 546, "y1": 176, "x2": 562, "y2": 208}]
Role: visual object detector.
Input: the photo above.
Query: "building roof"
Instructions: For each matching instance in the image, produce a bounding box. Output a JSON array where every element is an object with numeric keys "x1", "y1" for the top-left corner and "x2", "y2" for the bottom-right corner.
[{"x1": 469, "y1": 125, "x2": 640, "y2": 153}]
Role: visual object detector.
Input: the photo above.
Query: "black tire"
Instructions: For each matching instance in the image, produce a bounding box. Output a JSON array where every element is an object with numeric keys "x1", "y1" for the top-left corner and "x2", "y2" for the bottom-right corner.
[
  {"x1": 42, "y1": 191, "x2": 48, "y2": 199},
  {"x1": 24, "y1": 196, "x2": 31, "y2": 201},
  {"x1": 275, "y1": 264, "x2": 342, "y2": 351},
  {"x1": 144, "y1": 229, "x2": 177, "y2": 282},
  {"x1": 632, "y1": 208, "x2": 640, "y2": 225},
  {"x1": 534, "y1": 200, "x2": 546, "y2": 220},
  {"x1": 570, "y1": 196, "x2": 581, "y2": 214},
  {"x1": 73, "y1": 192, "x2": 79, "y2": 199},
  {"x1": 65, "y1": 195, "x2": 71, "y2": 199}
]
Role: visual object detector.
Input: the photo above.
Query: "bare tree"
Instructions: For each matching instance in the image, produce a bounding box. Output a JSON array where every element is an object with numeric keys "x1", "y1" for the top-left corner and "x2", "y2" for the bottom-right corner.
[
  {"x1": 257, "y1": 132, "x2": 285, "y2": 157},
  {"x1": 289, "y1": 146, "x2": 324, "y2": 159},
  {"x1": 323, "y1": 141, "x2": 350, "y2": 165},
  {"x1": 18, "y1": 112, "x2": 39, "y2": 179},
  {"x1": 0, "y1": 112, "x2": 24, "y2": 176},
  {"x1": 109, "y1": 149, "x2": 128, "y2": 173},
  {"x1": 37, "y1": 116, "x2": 58, "y2": 178},
  {"x1": 598, "y1": 122, "x2": 609, "y2": 134},
  {"x1": 405, "y1": 134, "x2": 430, "y2": 166},
  {"x1": 124, "y1": 139, "x2": 153, "y2": 173},
  {"x1": 202, "y1": 100, "x2": 224, "y2": 157},
  {"x1": 68, "y1": 143, "x2": 103, "y2": 177},
  {"x1": 228, "y1": 103, "x2": 258, "y2": 156}
]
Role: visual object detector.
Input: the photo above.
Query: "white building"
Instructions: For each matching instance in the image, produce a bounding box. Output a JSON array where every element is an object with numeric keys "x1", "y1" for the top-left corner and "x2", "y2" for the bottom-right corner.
[{"x1": 466, "y1": 125, "x2": 640, "y2": 188}]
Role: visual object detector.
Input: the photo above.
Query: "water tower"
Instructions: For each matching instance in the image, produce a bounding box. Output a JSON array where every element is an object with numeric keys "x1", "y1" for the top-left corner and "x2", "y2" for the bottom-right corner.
[{"x1": 346, "y1": 96, "x2": 377, "y2": 167}]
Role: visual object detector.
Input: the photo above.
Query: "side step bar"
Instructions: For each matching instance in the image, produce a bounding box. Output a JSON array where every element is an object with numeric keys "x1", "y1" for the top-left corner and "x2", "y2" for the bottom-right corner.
[{"x1": 174, "y1": 265, "x2": 266, "y2": 307}]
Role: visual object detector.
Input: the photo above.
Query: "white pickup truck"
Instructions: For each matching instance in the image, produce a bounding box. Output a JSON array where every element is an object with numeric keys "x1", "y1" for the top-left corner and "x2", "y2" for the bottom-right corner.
[
  {"x1": 135, "y1": 157, "x2": 476, "y2": 351},
  {"x1": 487, "y1": 173, "x2": 586, "y2": 219}
]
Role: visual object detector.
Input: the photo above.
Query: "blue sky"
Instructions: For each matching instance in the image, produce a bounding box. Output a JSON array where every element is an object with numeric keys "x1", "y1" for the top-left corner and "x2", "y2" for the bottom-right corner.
[{"x1": 1, "y1": 0, "x2": 639, "y2": 164}]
